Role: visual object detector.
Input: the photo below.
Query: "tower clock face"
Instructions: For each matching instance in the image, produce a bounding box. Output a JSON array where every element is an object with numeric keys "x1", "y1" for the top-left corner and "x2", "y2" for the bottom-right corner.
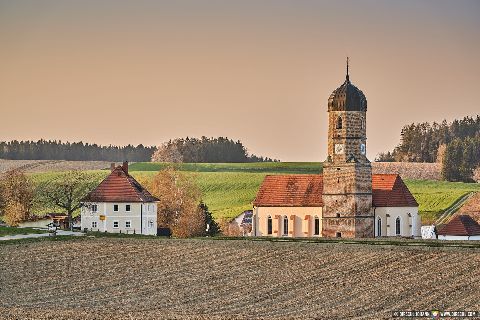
[
  {"x1": 334, "y1": 144, "x2": 345, "y2": 154},
  {"x1": 360, "y1": 144, "x2": 366, "y2": 155}
]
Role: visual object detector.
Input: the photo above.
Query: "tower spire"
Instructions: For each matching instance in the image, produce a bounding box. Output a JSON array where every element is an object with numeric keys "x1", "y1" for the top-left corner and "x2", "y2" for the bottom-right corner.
[{"x1": 346, "y1": 57, "x2": 350, "y2": 82}]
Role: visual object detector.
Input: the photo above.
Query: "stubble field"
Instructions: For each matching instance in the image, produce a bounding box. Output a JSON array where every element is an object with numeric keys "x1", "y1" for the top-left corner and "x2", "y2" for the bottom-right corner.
[{"x1": 1, "y1": 237, "x2": 479, "y2": 320}]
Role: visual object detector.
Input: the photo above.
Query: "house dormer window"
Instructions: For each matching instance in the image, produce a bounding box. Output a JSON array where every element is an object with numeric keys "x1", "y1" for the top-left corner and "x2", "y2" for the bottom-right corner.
[{"x1": 114, "y1": 204, "x2": 119, "y2": 212}]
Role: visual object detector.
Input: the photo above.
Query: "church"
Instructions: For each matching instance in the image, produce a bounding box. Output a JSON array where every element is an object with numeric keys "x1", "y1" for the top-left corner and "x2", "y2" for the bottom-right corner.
[{"x1": 252, "y1": 62, "x2": 421, "y2": 238}]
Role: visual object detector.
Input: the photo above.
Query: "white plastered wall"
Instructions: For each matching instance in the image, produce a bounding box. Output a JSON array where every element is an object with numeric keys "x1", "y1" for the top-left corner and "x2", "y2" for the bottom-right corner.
[
  {"x1": 374, "y1": 207, "x2": 421, "y2": 238},
  {"x1": 253, "y1": 206, "x2": 323, "y2": 237},
  {"x1": 81, "y1": 202, "x2": 158, "y2": 236}
]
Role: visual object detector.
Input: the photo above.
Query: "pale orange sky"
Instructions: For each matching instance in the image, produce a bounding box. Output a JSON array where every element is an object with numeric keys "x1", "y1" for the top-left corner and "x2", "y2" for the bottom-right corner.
[{"x1": 0, "y1": 0, "x2": 479, "y2": 161}]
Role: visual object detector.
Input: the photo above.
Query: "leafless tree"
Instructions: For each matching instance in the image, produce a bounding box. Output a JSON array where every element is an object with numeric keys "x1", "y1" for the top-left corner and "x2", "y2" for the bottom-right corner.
[
  {"x1": 0, "y1": 169, "x2": 34, "y2": 226},
  {"x1": 36, "y1": 171, "x2": 99, "y2": 230},
  {"x1": 144, "y1": 167, "x2": 206, "y2": 237}
]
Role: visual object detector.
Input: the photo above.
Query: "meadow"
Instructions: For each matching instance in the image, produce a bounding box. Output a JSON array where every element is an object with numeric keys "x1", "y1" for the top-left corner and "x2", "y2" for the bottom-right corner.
[{"x1": 26, "y1": 162, "x2": 480, "y2": 223}]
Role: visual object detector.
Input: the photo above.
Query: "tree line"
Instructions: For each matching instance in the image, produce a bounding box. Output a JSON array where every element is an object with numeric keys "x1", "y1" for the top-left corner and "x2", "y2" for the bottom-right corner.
[
  {"x1": 376, "y1": 115, "x2": 480, "y2": 182},
  {"x1": 0, "y1": 140, "x2": 155, "y2": 162},
  {"x1": 151, "y1": 136, "x2": 278, "y2": 163},
  {"x1": 0, "y1": 137, "x2": 277, "y2": 163}
]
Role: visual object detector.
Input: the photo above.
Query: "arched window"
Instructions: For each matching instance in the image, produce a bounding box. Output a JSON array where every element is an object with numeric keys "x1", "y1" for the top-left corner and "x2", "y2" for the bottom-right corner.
[
  {"x1": 336, "y1": 116, "x2": 343, "y2": 129},
  {"x1": 395, "y1": 217, "x2": 401, "y2": 236},
  {"x1": 267, "y1": 216, "x2": 272, "y2": 235},
  {"x1": 283, "y1": 216, "x2": 289, "y2": 236},
  {"x1": 377, "y1": 217, "x2": 382, "y2": 237},
  {"x1": 314, "y1": 216, "x2": 320, "y2": 236}
]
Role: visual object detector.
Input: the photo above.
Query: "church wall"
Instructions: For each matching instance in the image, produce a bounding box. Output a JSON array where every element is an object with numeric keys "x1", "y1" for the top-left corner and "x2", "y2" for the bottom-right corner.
[
  {"x1": 253, "y1": 206, "x2": 323, "y2": 238},
  {"x1": 374, "y1": 207, "x2": 420, "y2": 238}
]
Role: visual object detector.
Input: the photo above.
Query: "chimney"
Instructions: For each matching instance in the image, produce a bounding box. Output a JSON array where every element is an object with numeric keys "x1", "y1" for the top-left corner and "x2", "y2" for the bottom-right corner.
[
  {"x1": 110, "y1": 163, "x2": 116, "y2": 172},
  {"x1": 122, "y1": 161, "x2": 128, "y2": 174}
]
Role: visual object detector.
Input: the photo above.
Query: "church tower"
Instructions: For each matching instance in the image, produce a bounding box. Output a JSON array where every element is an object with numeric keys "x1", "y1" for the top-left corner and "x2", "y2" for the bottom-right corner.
[{"x1": 322, "y1": 59, "x2": 374, "y2": 238}]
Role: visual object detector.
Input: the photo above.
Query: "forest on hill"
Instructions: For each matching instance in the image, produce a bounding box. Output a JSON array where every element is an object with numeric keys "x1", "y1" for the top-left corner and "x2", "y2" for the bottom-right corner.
[
  {"x1": 0, "y1": 137, "x2": 276, "y2": 163},
  {"x1": 151, "y1": 137, "x2": 277, "y2": 163},
  {"x1": 376, "y1": 115, "x2": 480, "y2": 182}
]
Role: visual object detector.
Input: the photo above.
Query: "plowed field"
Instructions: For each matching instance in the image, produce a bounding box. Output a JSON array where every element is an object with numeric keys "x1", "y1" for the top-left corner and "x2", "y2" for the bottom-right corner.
[{"x1": 1, "y1": 238, "x2": 479, "y2": 319}]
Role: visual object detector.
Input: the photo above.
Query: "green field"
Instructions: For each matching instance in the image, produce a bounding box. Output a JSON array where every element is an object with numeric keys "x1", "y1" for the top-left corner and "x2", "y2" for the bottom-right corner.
[
  {"x1": 128, "y1": 162, "x2": 322, "y2": 173},
  {"x1": 0, "y1": 226, "x2": 48, "y2": 237},
  {"x1": 26, "y1": 162, "x2": 480, "y2": 223},
  {"x1": 404, "y1": 179, "x2": 480, "y2": 223}
]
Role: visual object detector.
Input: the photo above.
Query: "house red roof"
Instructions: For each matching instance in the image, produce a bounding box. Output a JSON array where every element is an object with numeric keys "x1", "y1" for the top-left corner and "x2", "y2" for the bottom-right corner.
[
  {"x1": 83, "y1": 164, "x2": 159, "y2": 203},
  {"x1": 437, "y1": 215, "x2": 480, "y2": 236},
  {"x1": 253, "y1": 174, "x2": 418, "y2": 207}
]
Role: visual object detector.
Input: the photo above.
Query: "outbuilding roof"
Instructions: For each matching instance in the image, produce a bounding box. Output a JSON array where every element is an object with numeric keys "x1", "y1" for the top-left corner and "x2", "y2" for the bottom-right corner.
[
  {"x1": 437, "y1": 215, "x2": 480, "y2": 236},
  {"x1": 253, "y1": 174, "x2": 418, "y2": 207},
  {"x1": 83, "y1": 163, "x2": 159, "y2": 203}
]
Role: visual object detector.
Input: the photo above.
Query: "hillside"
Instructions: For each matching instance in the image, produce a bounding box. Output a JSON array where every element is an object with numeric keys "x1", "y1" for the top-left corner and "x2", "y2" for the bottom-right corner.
[
  {"x1": 24, "y1": 161, "x2": 479, "y2": 222},
  {"x1": 0, "y1": 159, "x2": 111, "y2": 173},
  {"x1": 1, "y1": 238, "x2": 479, "y2": 319},
  {"x1": 451, "y1": 192, "x2": 480, "y2": 223}
]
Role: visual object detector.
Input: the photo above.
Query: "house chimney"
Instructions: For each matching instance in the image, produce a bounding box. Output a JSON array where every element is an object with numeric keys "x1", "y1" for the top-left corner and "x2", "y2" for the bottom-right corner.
[
  {"x1": 110, "y1": 163, "x2": 116, "y2": 172},
  {"x1": 122, "y1": 161, "x2": 128, "y2": 174}
]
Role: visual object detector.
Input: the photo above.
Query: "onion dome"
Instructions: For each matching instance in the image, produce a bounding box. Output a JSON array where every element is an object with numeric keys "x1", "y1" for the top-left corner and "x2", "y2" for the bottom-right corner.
[{"x1": 328, "y1": 59, "x2": 367, "y2": 112}]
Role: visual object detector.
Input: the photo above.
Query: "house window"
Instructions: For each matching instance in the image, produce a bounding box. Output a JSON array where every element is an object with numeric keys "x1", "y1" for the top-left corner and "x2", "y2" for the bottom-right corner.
[
  {"x1": 377, "y1": 218, "x2": 382, "y2": 237},
  {"x1": 92, "y1": 204, "x2": 97, "y2": 213},
  {"x1": 283, "y1": 216, "x2": 289, "y2": 236},
  {"x1": 113, "y1": 204, "x2": 119, "y2": 212},
  {"x1": 267, "y1": 216, "x2": 272, "y2": 235},
  {"x1": 314, "y1": 216, "x2": 320, "y2": 235},
  {"x1": 395, "y1": 217, "x2": 401, "y2": 236},
  {"x1": 125, "y1": 221, "x2": 131, "y2": 228},
  {"x1": 126, "y1": 204, "x2": 131, "y2": 212},
  {"x1": 113, "y1": 221, "x2": 119, "y2": 228},
  {"x1": 92, "y1": 221, "x2": 97, "y2": 228},
  {"x1": 336, "y1": 116, "x2": 343, "y2": 129}
]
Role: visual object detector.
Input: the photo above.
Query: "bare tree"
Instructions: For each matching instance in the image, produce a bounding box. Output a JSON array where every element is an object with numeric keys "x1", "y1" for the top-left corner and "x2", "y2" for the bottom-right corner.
[
  {"x1": 0, "y1": 169, "x2": 34, "y2": 226},
  {"x1": 36, "y1": 171, "x2": 99, "y2": 230},
  {"x1": 144, "y1": 167, "x2": 206, "y2": 238},
  {"x1": 151, "y1": 142, "x2": 183, "y2": 163}
]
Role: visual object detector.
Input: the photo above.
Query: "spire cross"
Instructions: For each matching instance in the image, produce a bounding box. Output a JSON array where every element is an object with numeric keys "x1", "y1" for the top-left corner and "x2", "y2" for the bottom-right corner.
[{"x1": 346, "y1": 57, "x2": 350, "y2": 81}]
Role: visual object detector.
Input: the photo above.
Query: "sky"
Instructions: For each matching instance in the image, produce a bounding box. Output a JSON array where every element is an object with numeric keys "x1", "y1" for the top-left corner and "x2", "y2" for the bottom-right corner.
[{"x1": 0, "y1": 0, "x2": 479, "y2": 161}]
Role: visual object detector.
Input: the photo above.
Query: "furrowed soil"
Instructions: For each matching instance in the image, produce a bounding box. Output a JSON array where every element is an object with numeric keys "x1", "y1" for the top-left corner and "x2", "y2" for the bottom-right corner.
[{"x1": 1, "y1": 238, "x2": 479, "y2": 320}]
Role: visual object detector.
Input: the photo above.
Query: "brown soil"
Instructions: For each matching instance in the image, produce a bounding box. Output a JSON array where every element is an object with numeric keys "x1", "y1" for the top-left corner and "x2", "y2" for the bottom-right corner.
[
  {"x1": 0, "y1": 160, "x2": 112, "y2": 173},
  {"x1": 453, "y1": 192, "x2": 480, "y2": 223},
  {"x1": 372, "y1": 162, "x2": 441, "y2": 180},
  {"x1": 1, "y1": 238, "x2": 479, "y2": 319}
]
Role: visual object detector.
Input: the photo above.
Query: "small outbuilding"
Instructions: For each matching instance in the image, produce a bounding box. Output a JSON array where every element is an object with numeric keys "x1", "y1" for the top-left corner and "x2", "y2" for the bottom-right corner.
[{"x1": 437, "y1": 215, "x2": 480, "y2": 240}]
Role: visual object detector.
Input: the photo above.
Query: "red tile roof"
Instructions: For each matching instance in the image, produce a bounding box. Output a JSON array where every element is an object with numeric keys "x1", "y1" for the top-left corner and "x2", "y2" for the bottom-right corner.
[
  {"x1": 372, "y1": 174, "x2": 418, "y2": 207},
  {"x1": 83, "y1": 165, "x2": 159, "y2": 203},
  {"x1": 253, "y1": 174, "x2": 418, "y2": 207},
  {"x1": 253, "y1": 175, "x2": 323, "y2": 207},
  {"x1": 437, "y1": 215, "x2": 480, "y2": 236}
]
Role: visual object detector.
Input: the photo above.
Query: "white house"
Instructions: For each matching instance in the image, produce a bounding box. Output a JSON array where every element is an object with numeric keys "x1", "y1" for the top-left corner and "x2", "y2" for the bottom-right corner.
[
  {"x1": 437, "y1": 215, "x2": 480, "y2": 240},
  {"x1": 81, "y1": 162, "x2": 159, "y2": 235}
]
